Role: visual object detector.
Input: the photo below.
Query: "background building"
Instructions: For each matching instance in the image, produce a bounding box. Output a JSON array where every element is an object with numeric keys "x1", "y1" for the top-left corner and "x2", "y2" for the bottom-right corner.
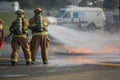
[{"x1": 0, "y1": 1, "x2": 19, "y2": 11}]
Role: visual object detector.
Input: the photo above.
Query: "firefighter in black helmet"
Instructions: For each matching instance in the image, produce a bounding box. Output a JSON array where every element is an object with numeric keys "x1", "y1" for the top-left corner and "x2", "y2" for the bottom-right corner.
[
  {"x1": 9, "y1": 9, "x2": 31, "y2": 66},
  {"x1": 29, "y1": 8, "x2": 50, "y2": 64}
]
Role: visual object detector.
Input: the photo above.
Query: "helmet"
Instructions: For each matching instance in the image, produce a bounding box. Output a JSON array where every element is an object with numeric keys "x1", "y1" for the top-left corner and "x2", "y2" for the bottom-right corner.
[
  {"x1": 34, "y1": 8, "x2": 42, "y2": 14},
  {"x1": 15, "y1": 9, "x2": 24, "y2": 14}
]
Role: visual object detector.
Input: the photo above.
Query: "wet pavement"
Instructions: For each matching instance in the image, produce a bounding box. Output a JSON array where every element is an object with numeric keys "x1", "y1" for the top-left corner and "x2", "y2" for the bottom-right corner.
[
  {"x1": 0, "y1": 25, "x2": 120, "y2": 80},
  {"x1": 1, "y1": 44, "x2": 120, "y2": 80}
]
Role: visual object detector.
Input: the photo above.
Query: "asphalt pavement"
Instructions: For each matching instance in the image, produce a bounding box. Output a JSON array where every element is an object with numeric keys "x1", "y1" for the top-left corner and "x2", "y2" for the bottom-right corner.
[{"x1": 0, "y1": 42, "x2": 120, "y2": 80}]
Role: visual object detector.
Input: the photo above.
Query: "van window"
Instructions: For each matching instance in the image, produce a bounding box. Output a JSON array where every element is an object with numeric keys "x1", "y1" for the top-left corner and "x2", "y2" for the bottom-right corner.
[
  {"x1": 55, "y1": 10, "x2": 65, "y2": 18},
  {"x1": 73, "y1": 12, "x2": 79, "y2": 18},
  {"x1": 63, "y1": 12, "x2": 71, "y2": 18}
]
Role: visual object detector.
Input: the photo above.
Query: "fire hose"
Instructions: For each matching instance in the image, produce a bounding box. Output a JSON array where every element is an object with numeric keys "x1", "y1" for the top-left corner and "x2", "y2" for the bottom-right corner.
[{"x1": 0, "y1": 22, "x2": 12, "y2": 50}]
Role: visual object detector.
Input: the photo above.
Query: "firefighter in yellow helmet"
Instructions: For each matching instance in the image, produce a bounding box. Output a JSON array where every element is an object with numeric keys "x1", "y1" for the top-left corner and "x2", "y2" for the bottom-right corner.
[
  {"x1": 29, "y1": 8, "x2": 50, "y2": 64},
  {"x1": 9, "y1": 9, "x2": 31, "y2": 66}
]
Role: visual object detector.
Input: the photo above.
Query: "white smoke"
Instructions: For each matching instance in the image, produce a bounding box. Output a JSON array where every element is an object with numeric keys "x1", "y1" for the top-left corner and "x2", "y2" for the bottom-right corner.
[{"x1": 48, "y1": 25, "x2": 120, "y2": 54}]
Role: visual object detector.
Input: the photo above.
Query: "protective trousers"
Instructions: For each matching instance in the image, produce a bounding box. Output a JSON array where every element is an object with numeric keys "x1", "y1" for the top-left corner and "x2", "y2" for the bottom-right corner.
[
  {"x1": 30, "y1": 35, "x2": 49, "y2": 64},
  {"x1": 11, "y1": 37, "x2": 31, "y2": 63}
]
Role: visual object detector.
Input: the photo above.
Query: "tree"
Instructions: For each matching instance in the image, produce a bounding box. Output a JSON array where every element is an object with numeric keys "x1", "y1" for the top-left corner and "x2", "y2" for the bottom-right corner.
[
  {"x1": 0, "y1": 0, "x2": 70, "y2": 10},
  {"x1": 79, "y1": 0, "x2": 103, "y2": 7},
  {"x1": 103, "y1": 0, "x2": 118, "y2": 10},
  {"x1": 68, "y1": 0, "x2": 82, "y2": 5},
  {"x1": 18, "y1": 0, "x2": 35, "y2": 9},
  {"x1": 35, "y1": 0, "x2": 70, "y2": 10}
]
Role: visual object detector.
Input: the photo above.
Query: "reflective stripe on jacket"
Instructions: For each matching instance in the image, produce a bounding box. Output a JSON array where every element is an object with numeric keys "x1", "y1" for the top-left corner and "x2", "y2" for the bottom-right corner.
[
  {"x1": 32, "y1": 31, "x2": 48, "y2": 36},
  {"x1": 12, "y1": 34, "x2": 27, "y2": 38}
]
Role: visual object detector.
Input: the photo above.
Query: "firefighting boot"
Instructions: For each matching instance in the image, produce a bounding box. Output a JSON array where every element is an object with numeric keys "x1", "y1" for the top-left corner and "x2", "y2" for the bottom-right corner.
[
  {"x1": 43, "y1": 61, "x2": 48, "y2": 64},
  {"x1": 31, "y1": 61, "x2": 34, "y2": 65},
  {"x1": 26, "y1": 61, "x2": 32, "y2": 65},
  {"x1": 11, "y1": 61, "x2": 17, "y2": 66},
  {"x1": 26, "y1": 62, "x2": 31, "y2": 65}
]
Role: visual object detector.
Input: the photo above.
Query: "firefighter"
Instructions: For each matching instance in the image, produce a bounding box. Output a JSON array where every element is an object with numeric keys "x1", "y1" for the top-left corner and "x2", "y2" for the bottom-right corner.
[
  {"x1": 0, "y1": 19, "x2": 3, "y2": 31},
  {"x1": 29, "y1": 8, "x2": 50, "y2": 64},
  {"x1": 9, "y1": 9, "x2": 31, "y2": 66}
]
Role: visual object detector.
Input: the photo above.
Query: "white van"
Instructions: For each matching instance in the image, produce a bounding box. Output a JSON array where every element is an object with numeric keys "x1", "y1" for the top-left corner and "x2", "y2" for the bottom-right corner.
[{"x1": 47, "y1": 5, "x2": 106, "y2": 31}]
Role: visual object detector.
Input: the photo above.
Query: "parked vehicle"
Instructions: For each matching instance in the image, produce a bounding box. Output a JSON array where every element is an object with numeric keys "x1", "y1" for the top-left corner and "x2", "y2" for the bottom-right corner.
[{"x1": 47, "y1": 5, "x2": 106, "y2": 31}]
